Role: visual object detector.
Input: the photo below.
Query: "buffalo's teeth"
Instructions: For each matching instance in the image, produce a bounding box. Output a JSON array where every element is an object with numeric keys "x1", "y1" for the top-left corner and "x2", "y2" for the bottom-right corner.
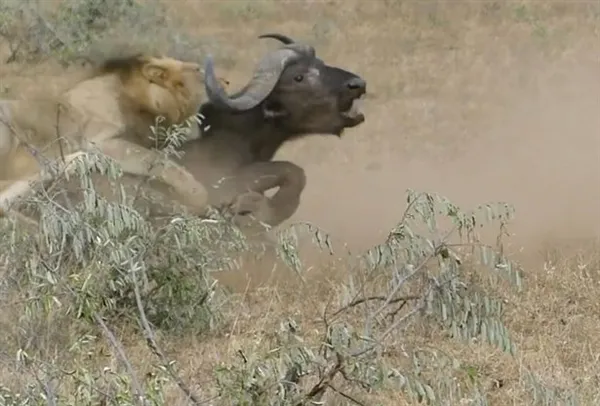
[{"x1": 343, "y1": 98, "x2": 363, "y2": 118}]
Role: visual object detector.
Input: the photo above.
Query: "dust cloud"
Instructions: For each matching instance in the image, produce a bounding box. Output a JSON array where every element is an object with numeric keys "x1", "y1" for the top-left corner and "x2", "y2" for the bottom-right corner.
[{"x1": 289, "y1": 54, "x2": 600, "y2": 256}]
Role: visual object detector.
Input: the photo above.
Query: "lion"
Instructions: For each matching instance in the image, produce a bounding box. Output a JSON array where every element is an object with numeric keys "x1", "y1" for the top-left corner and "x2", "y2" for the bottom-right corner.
[{"x1": 0, "y1": 53, "x2": 217, "y2": 219}]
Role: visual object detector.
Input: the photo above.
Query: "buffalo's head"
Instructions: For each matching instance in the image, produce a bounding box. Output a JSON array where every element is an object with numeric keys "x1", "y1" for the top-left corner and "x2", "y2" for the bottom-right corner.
[{"x1": 203, "y1": 33, "x2": 367, "y2": 137}]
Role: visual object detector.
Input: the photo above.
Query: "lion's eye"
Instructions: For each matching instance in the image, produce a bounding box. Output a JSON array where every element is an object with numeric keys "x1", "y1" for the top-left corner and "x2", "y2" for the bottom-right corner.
[{"x1": 293, "y1": 75, "x2": 304, "y2": 82}]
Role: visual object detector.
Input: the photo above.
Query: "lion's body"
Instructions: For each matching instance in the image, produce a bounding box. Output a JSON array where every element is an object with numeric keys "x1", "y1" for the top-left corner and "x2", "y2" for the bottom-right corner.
[
  {"x1": 0, "y1": 94, "x2": 108, "y2": 180},
  {"x1": 0, "y1": 54, "x2": 209, "y2": 217}
]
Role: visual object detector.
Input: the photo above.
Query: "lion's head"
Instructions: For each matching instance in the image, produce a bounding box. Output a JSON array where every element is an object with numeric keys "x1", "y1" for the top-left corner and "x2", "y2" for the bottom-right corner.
[{"x1": 99, "y1": 54, "x2": 205, "y2": 126}]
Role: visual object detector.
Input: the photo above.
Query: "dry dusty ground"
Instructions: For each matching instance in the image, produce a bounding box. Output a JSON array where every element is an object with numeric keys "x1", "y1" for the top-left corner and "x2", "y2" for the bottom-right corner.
[{"x1": 1, "y1": 1, "x2": 599, "y2": 404}]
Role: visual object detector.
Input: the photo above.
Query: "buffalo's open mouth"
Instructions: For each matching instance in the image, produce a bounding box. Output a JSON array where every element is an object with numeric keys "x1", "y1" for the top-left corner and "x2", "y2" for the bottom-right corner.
[{"x1": 339, "y1": 91, "x2": 366, "y2": 127}]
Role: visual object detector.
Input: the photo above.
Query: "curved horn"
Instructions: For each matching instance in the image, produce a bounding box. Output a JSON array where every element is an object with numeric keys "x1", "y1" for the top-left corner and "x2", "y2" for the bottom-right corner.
[
  {"x1": 258, "y1": 33, "x2": 296, "y2": 45},
  {"x1": 258, "y1": 34, "x2": 315, "y2": 58},
  {"x1": 204, "y1": 44, "x2": 312, "y2": 111}
]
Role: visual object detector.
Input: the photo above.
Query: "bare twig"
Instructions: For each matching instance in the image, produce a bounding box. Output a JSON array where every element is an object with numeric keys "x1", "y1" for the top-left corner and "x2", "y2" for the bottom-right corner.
[
  {"x1": 370, "y1": 224, "x2": 458, "y2": 322},
  {"x1": 351, "y1": 297, "x2": 426, "y2": 358},
  {"x1": 55, "y1": 102, "x2": 66, "y2": 163},
  {"x1": 93, "y1": 312, "x2": 148, "y2": 406},
  {"x1": 326, "y1": 383, "x2": 366, "y2": 406},
  {"x1": 29, "y1": 364, "x2": 57, "y2": 406},
  {"x1": 378, "y1": 298, "x2": 425, "y2": 343},
  {"x1": 384, "y1": 299, "x2": 409, "y2": 322},
  {"x1": 328, "y1": 192, "x2": 437, "y2": 328},
  {"x1": 131, "y1": 264, "x2": 206, "y2": 405},
  {"x1": 299, "y1": 352, "x2": 345, "y2": 405},
  {"x1": 331, "y1": 295, "x2": 419, "y2": 318}
]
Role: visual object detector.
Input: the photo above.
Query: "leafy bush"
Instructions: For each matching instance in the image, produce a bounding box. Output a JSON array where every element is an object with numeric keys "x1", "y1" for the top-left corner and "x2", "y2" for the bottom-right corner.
[
  {"x1": 0, "y1": 0, "x2": 213, "y2": 65},
  {"x1": 0, "y1": 116, "x2": 575, "y2": 404},
  {"x1": 0, "y1": 117, "x2": 244, "y2": 401},
  {"x1": 0, "y1": 147, "x2": 528, "y2": 405},
  {"x1": 209, "y1": 192, "x2": 522, "y2": 405}
]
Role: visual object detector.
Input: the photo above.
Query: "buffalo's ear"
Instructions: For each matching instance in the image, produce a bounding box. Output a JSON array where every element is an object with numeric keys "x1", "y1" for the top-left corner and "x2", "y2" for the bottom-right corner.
[{"x1": 262, "y1": 101, "x2": 288, "y2": 119}]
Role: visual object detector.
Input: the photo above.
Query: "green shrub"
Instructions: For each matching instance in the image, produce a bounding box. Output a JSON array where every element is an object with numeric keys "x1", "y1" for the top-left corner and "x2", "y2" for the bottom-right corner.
[{"x1": 0, "y1": 0, "x2": 212, "y2": 65}]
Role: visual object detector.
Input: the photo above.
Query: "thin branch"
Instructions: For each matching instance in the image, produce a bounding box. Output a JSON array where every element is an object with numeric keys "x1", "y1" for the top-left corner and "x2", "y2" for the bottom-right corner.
[
  {"x1": 379, "y1": 299, "x2": 425, "y2": 342},
  {"x1": 371, "y1": 224, "x2": 458, "y2": 321},
  {"x1": 351, "y1": 301, "x2": 425, "y2": 359},
  {"x1": 326, "y1": 383, "x2": 366, "y2": 406},
  {"x1": 30, "y1": 364, "x2": 57, "y2": 406},
  {"x1": 131, "y1": 264, "x2": 206, "y2": 405},
  {"x1": 331, "y1": 295, "x2": 419, "y2": 318},
  {"x1": 384, "y1": 299, "x2": 409, "y2": 322},
  {"x1": 299, "y1": 352, "x2": 344, "y2": 405},
  {"x1": 330, "y1": 191, "x2": 441, "y2": 328},
  {"x1": 93, "y1": 313, "x2": 148, "y2": 406}
]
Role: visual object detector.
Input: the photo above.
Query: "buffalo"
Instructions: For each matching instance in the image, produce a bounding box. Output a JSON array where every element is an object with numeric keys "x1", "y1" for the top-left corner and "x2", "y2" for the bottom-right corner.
[{"x1": 172, "y1": 33, "x2": 368, "y2": 227}]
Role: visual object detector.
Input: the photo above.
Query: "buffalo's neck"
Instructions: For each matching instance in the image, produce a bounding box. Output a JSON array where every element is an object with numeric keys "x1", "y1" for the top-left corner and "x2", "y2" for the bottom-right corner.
[
  {"x1": 198, "y1": 105, "x2": 300, "y2": 162},
  {"x1": 246, "y1": 123, "x2": 296, "y2": 161},
  {"x1": 175, "y1": 107, "x2": 303, "y2": 191}
]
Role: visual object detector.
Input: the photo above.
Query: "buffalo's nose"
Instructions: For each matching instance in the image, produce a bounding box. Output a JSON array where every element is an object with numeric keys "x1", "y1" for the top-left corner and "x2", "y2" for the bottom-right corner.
[{"x1": 345, "y1": 77, "x2": 366, "y2": 91}]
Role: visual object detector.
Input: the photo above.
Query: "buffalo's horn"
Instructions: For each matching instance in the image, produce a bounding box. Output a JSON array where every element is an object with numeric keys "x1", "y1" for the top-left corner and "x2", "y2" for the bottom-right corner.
[
  {"x1": 258, "y1": 33, "x2": 296, "y2": 45},
  {"x1": 204, "y1": 43, "x2": 314, "y2": 111}
]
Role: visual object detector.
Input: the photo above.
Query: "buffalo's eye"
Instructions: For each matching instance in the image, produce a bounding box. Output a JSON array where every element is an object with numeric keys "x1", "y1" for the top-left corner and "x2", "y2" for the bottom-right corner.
[{"x1": 293, "y1": 75, "x2": 304, "y2": 82}]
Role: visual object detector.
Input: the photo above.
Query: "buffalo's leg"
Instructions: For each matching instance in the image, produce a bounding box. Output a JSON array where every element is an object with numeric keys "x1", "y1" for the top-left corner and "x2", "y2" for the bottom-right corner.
[{"x1": 222, "y1": 160, "x2": 306, "y2": 227}]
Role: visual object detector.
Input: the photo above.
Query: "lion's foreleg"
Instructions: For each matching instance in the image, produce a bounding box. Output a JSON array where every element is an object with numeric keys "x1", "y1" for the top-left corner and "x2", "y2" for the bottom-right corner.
[
  {"x1": 224, "y1": 161, "x2": 307, "y2": 227},
  {"x1": 95, "y1": 138, "x2": 209, "y2": 216},
  {"x1": 0, "y1": 150, "x2": 87, "y2": 218}
]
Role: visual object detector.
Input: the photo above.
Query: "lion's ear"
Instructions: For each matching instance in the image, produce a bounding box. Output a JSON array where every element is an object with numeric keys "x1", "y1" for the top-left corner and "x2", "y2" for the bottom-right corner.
[
  {"x1": 142, "y1": 63, "x2": 171, "y2": 85},
  {"x1": 181, "y1": 62, "x2": 201, "y2": 72}
]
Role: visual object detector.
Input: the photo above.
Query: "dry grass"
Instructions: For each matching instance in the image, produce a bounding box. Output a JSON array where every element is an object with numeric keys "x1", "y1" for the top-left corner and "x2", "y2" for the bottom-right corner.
[{"x1": 1, "y1": 0, "x2": 599, "y2": 405}]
